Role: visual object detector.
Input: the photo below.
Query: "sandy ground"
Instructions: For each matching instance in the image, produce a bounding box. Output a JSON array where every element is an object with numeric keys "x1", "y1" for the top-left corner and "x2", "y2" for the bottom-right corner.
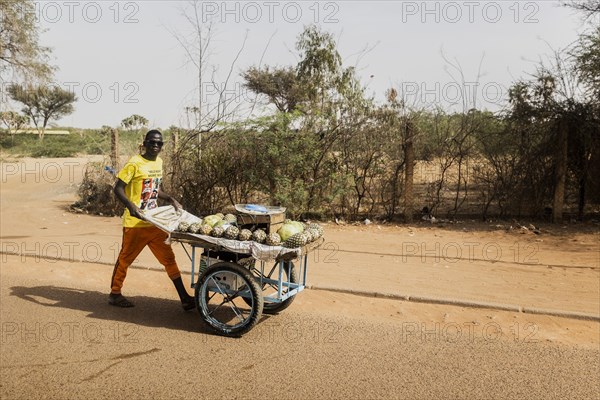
[{"x1": 1, "y1": 157, "x2": 599, "y2": 399}]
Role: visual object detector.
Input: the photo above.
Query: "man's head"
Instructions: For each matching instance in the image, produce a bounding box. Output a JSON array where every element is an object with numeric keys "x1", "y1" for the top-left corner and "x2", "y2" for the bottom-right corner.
[{"x1": 142, "y1": 129, "x2": 163, "y2": 159}]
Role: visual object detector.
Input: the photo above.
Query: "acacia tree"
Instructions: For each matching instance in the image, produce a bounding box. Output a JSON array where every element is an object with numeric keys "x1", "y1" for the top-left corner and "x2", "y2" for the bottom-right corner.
[
  {"x1": 241, "y1": 25, "x2": 372, "y2": 216},
  {"x1": 295, "y1": 26, "x2": 373, "y2": 215},
  {"x1": 0, "y1": 0, "x2": 53, "y2": 81},
  {"x1": 8, "y1": 84, "x2": 76, "y2": 140},
  {"x1": 121, "y1": 114, "x2": 148, "y2": 132},
  {"x1": 242, "y1": 66, "x2": 308, "y2": 113},
  {"x1": 0, "y1": 110, "x2": 29, "y2": 143}
]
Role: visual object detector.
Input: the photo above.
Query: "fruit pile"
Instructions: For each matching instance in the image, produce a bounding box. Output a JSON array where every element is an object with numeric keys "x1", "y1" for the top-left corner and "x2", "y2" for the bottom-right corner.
[{"x1": 177, "y1": 213, "x2": 324, "y2": 248}]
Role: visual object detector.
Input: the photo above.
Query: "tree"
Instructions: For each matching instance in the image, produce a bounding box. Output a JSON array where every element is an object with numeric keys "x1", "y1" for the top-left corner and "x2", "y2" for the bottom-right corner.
[
  {"x1": 573, "y1": 27, "x2": 600, "y2": 99},
  {"x1": 563, "y1": 0, "x2": 600, "y2": 18},
  {"x1": 382, "y1": 88, "x2": 419, "y2": 221},
  {"x1": 296, "y1": 25, "x2": 343, "y2": 103},
  {"x1": 169, "y1": 1, "x2": 248, "y2": 161},
  {"x1": 121, "y1": 114, "x2": 148, "y2": 132},
  {"x1": 0, "y1": 110, "x2": 29, "y2": 143},
  {"x1": 242, "y1": 66, "x2": 307, "y2": 113},
  {"x1": 503, "y1": 48, "x2": 600, "y2": 222},
  {"x1": 0, "y1": 0, "x2": 53, "y2": 81},
  {"x1": 7, "y1": 84, "x2": 76, "y2": 140}
]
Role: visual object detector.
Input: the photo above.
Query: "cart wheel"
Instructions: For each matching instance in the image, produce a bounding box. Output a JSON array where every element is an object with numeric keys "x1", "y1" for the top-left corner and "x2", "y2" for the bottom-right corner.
[
  {"x1": 245, "y1": 261, "x2": 298, "y2": 314},
  {"x1": 195, "y1": 262, "x2": 263, "y2": 336}
]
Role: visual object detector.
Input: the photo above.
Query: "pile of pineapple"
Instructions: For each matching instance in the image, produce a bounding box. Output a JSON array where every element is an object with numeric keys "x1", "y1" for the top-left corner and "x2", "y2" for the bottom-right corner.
[{"x1": 177, "y1": 213, "x2": 324, "y2": 249}]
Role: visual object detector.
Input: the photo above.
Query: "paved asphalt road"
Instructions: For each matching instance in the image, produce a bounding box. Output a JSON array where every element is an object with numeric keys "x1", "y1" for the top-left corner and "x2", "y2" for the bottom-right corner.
[{"x1": 1, "y1": 256, "x2": 598, "y2": 400}]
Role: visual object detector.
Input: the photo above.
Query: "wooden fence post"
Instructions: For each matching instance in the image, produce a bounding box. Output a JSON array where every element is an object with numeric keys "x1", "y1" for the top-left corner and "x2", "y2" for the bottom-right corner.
[{"x1": 111, "y1": 128, "x2": 120, "y2": 171}]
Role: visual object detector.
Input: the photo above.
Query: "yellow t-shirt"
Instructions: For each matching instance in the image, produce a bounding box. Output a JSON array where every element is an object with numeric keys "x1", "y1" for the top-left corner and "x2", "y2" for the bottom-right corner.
[{"x1": 117, "y1": 154, "x2": 163, "y2": 228}]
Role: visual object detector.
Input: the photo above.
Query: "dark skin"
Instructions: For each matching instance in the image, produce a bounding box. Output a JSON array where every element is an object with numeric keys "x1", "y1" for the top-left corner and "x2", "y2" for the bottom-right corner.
[{"x1": 113, "y1": 132, "x2": 182, "y2": 220}]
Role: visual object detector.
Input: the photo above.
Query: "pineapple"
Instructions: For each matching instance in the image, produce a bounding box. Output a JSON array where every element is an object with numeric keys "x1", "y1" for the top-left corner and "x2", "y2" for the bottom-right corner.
[
  {"x1": 215, "y1": 213, "x2": 225, "y2": 220},
  {"x1": 224, "y1": 225, "x2": 240, "y2": 240},
  {"x1": 223, "y1": 213, "x2": 237, "y2": 224},
  {"x1": 265, "y1": 232, "x2": 282, "y2": 246},
  {"x1": 302, "y1": 231, "x2": 312, "y2": 243},
  {"x1": 284, "y1": 232, "x2": 307, "y2": 248},
  {"x1": 303, "y1": 230, "x2": 314, "y2": 243},
  {"x1": 199, "y1": 224, "x2": 213, "y2": 235},
  {"x1": 308, "y1": 223, "x2": 324, "y2": 238},
  {"x1": 251, "y1": 229, "x2": 267, "y2": 244},
  {"x1": 307, "y1": 228, "x2": 320, "y2": 241},
  {"x1": 178, "y1": 221, "x2": 190, "y2": 232},
  {"x1": 188, "y1": 222, "x2": 201, "y2": 234},
  {"x1": 238, "y1": 229, "x2": 252, "y2": 241},
  {"x1": 211, "y1": 226, "x2": 225, "y2": 238}
]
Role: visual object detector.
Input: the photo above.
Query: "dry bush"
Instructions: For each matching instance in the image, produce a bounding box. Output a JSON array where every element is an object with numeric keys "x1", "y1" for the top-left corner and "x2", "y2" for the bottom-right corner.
[{"x1": 72, "y1": 160, "x2": 123, "y2": 216}]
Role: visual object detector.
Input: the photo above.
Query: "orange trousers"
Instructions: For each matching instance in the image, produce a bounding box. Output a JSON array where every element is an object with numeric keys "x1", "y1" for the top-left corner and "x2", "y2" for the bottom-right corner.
[{"x1": 110, "y1": 226, "x2": 181, "y2": 294}]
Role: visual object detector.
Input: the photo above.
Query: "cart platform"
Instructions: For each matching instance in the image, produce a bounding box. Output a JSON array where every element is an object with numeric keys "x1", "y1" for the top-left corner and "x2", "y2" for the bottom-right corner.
[{"x1": 142, "y1": 206, "x2": 324, "y2": 336}]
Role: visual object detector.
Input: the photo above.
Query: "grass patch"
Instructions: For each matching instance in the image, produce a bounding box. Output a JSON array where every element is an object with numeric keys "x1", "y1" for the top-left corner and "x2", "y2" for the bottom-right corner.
[{"x1": 0, "y1": 128, "x2": 152, "y2": 158}]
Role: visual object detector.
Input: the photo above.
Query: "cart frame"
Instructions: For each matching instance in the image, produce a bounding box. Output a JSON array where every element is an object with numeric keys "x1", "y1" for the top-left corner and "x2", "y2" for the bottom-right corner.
[{"x1": 171, "y1": 232, "x2": 323, "y2": 336}]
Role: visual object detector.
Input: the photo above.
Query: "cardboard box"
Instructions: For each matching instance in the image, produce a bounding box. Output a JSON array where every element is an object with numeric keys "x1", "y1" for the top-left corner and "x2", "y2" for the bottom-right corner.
[{"x1": 237, "y1": 211, "x2": 286, "y2": 234}]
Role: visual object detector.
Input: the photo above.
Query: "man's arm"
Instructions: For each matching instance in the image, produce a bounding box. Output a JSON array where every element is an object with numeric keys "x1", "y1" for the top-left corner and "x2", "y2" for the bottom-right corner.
[
  {"x1": 158, "y1": 189, "x2": 182, "y2": 212},
  {"x1": 113, "y1": 178, "x2": 144, "y2": 220}
]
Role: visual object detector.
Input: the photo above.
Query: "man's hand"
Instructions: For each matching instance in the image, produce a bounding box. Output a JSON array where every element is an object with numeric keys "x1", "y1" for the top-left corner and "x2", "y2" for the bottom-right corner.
[
  {"x1": 158, "y1": 190, "x2": 182, "y2": 213},
  {"x1": 128, "y1": 205, "x2": 145, "y2": 220},
  {"x1": 171, "y1": 198, "x2": 182, "y2": 213}
]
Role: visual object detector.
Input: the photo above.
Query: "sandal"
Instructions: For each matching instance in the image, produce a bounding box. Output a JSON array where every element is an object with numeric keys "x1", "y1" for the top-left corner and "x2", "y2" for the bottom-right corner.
[
  {"x1": 108, "y1": 294, "x2": 135, "y2": 308},
  {"x1": 181, "y1": 296, "x2": 195, "y2": 311}
]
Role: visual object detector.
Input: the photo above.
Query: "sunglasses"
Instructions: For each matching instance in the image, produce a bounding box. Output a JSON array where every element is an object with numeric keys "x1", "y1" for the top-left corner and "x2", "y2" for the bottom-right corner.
[{"x1": 145, "y1": 140, "x2": 164, "y2": 147}]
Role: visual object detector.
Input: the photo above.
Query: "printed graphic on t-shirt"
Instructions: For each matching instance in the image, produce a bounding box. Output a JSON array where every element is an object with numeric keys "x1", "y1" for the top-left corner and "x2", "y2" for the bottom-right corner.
[{"x1": 140, "y1": 177, "x2": 161, "y2": 210}]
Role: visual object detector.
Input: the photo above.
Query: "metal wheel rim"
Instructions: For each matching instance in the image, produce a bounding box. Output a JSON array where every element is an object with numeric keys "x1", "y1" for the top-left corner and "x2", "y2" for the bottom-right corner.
[{"x1": 200, "y1": 270, "x2": 255, "y2": 332}]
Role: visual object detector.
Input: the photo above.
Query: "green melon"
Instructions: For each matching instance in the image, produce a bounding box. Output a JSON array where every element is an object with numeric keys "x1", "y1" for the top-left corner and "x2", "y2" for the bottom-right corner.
[
  {"x1": 277, "y1": 223, "x2": 302, "y2": 242},
  {"x1": 203, "y1": 215, "x2": 221, "y2": 227}
]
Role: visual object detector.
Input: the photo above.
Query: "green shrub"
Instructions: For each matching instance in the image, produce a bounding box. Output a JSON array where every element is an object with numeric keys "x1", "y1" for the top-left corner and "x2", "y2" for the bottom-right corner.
[{"x1": 30, "y1": 137, "x2": 80, "y2": 157}]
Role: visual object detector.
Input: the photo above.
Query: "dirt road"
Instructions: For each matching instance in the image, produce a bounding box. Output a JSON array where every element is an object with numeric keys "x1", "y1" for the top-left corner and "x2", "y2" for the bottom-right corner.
[{"x1": 1, "y1": 157, "x2": 599, "y2": 399}]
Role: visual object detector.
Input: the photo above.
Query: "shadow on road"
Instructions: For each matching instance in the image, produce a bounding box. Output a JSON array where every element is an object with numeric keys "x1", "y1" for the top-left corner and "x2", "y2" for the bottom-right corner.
[{"x1": 9, "y1": 285, "x2": 215, "y2": 335}]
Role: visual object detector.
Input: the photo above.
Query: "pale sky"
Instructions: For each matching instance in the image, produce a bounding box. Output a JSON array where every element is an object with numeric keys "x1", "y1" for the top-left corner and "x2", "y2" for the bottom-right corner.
[{"x1": 7, "y1": 0, "x2": 591, "y2": 128}]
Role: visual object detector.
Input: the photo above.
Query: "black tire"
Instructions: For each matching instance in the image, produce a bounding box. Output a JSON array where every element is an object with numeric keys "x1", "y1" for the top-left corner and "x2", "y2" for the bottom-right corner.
[
  {"x1": 195, "y1": 262, "x2": 263, "y2": 336},
  {"x1": 244, "y1": 261, "x2": 298, "y2": 314}
]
